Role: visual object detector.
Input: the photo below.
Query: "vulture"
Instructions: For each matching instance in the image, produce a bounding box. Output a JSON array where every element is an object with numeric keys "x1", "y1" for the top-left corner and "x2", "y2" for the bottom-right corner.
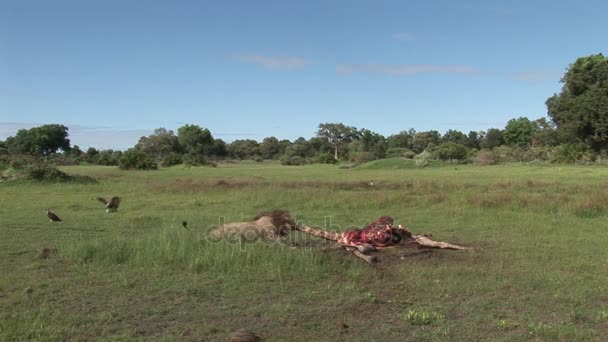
[
  {"x1": 97, "y1": 196, "x2": 121, "y2": 213},
  {"x1": 46, "y1": 209, "x2": 62, "y2": 222},
  {"x1": 182, "y1": 221, "x2": 189, "y2": 230}
]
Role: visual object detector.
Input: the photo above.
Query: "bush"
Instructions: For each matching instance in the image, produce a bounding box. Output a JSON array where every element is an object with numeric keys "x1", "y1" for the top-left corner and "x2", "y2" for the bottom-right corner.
[
  {"x1": 473, "y1": 149, "x2": 497, "y2": 165},
  {"x1": 24, "y1": 164, "x2": 94, "y2": 183},
  {"x1": 350, "y1": 152, "x2": 376, "y2": 166},
  {"x1": 435, "y1": 142, "x2": 468, "y2": 162},
  {"x1": 119, "y1": 150, "x2": 158, "y2": 170},
  {"x1": 26, "y1": 164, "x2": 72, "y2": 181},
  {"x1": 414, "y1": 150, "x2": 433, "y2": 167},
  {"x1": 315, "y1": 152, "x2": 336, "y2": 164},
  {"x1": 161, "y1": 153, "x2": 183, "y2": 167},
  {"x1": 386, "y1": 147, "x2": 415, "y2": 159},
  {"x1": 252, "y1": 155, "x2": 264, "y2": 163},
  {"x1": 183, "y1": 152, "x2": 206, "y2": 166},
  {"x1": 551, "y1": 143, "x2": 586, "y2": 164},
  {"x1": 281, "y1": 156, "x2": 307, "y2": 165}
]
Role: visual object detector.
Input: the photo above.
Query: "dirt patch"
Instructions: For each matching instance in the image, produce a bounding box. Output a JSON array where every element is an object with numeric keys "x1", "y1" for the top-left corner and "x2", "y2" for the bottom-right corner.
[{"x1": 39, "y1": 247, "x2": 58, "y2": 259}]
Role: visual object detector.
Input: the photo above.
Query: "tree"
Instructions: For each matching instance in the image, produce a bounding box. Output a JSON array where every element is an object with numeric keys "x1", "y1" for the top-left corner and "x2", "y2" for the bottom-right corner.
[
  {"x1": 435, "y1": 142, "x2": 468, "y2": 161},
  {"x1": 466, "y1": 131, "x2": 481, "y2": 149},
  {"x1": 503, "y1": 117, "x2": 539, "y2": 147},
  {"x1": 85, "y1": 147, "x2": 99, "y2": 163},
  {"x1": 227, "y1": 139, "x2": 260, "y2": 159},
  {"x1": 387, "y1": 129, "x2": 415, "y2": 149},
  {"x1": 316, "y1": 123, "x2": 357, "y2": 160},
  {"x1": 532, "y1": 117, "x2": 560, "y2": 147},
  {"x1": 546, "y1": 54, "x2": 608, "y2": 151},
  {"x1": 411, "y1": 131, "x2": 441, "y2": 153},
  {"x1": 119, "y1": 149, "x2": 158, "y2": 170},
  {"x1": 177, "y1": 124, "x2": 214, "y2": 155},
  {"x1": 479, "y1": 128, "x2": 503, "y2": 149},
  {"x1": 441, "y1": 129, "x2": 468, "y2": 145},
  {"x1": 135, "y1": 128, "x2": 181, "y2": 159},
  {"x1": 259, "y1": 137, "x2": 281, "y2": 159},
  {"x1": 6, "y1": 124, "x2": 70, "y2": 155}
]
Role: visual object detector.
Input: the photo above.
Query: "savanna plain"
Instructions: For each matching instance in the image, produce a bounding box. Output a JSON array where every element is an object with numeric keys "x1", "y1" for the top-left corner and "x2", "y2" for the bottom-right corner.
[{"x1": 1, "y1": 160, "x2": 608, "y2": 341}]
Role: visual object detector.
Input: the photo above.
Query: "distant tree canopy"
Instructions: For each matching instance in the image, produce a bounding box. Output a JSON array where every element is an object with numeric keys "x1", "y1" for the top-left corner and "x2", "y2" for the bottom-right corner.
[
  {"x1": 5, "y1": 54, "x2": 608, "y2": 168},
  {"x1": 135, "y1": 128, "x2": 181, "y2": 159},
  {"x1": 5, "y1": 124, "x2": 70, "y2": 155},
  {"x1": 503, "y1": 117, "x2": 539, "y2": 147},
  {"x1": 547, "y1": 53, "x2": 608, "y2": 151},
  {"x1": 317, "y1": 122, "x2": 358, "y2": 160},
  {"x1": 177, "y1": 124, "x2": 214, "y2": 154}
]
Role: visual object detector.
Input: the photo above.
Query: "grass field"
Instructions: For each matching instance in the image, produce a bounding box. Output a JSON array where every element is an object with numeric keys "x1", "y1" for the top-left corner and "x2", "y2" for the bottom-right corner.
[{"x1": 2, "y1": 160, "x2": 608, "y2": 341}]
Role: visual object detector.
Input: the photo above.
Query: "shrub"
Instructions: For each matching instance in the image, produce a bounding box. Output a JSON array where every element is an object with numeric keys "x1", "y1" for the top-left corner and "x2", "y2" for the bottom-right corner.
[
  {"x1": 119, "y1": 149, "x2": 158, "y2": 170},
  {"x1": 435, "y1": 142, "x2": 468, "y2": 162},
  {"x1": 24, "y1": 164, "x2": 94, "y2": 183},
  {"x1": 551, "y1": 143, "x2": 586, "y2": 164},
  {"x1": 350, "y1": 152, "x2": 376, "y2": 166},
  {"x1": 252, "y1": 155, "x2": 264, "y2": 163},
  {"x1": 315, "y1": 152, "x2": 336, "y2": 164},
  {"x1": 414, "y1": 150, "x2": 433, "y2": 167},
  {"x1": 183, "y1": 152, "x2": 206, "y2": 166},
  {"x1": 281, "y1": 156, "x2": 307, "y2": 165},
  {"x1": 474, "y1": 149, "x2": 497, "y2": 165},
  {"x1": 386, "y1": 147, "x2": 415, "y2": 159},
  {"x1": 161, "y1": 152, "x2": 183, "y2": 167}
]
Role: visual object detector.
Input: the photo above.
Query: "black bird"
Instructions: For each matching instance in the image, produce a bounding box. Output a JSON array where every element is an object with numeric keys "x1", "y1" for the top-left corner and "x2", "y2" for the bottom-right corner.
[
  {"x1": 182, "y1": 221, "x2": 189, "y2": 230},
  {"x1": 97, "y1": 196, "x2": 121, "y2": 213},
  {"x1": 46, "y1": 209, "x2": 62, "y2": 222}
]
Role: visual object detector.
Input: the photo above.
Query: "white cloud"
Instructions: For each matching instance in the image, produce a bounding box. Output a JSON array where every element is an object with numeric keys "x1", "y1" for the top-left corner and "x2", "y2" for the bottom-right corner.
[
  {"x1": 336, "y1": 63, "x2": 480, "y2": 76},
  {"x1": 236, "y1": 55, "x2": 311, "y2": 70}
]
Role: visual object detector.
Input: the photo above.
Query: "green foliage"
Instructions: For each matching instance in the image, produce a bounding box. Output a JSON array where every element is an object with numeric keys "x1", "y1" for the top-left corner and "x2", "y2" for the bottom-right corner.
[
  {"x1": 25, "y1": 164, "x2": 71, "y2": 181},
  {"x1": 552, "y1": 143, "x2": 587, "y2": 164},
  {"x1": 118, "y1": 149, "x2": 158, "y2": 170},
  {"x1": 135, "y1": 128, "x2": 182, "y2": 159},
  {"x1": 95, "y1": 150, "x2": 121, "y2": 166},
  {"x1": 227, "y1": 139, "x2": 260, "y2": 159},
  {"x1": 411, "y1": 131, "x2": 441, "y2": 153},
  {"x1": 177, "y1": 124, "x2": 214, "y2": 155},
  {"x1": 503, "y1": 117, "x2": 539, "y2": 147},
  {"x1": 315, "y1": 152, "x2": 336, "y2": 164},
  {"x1": 350, "y1": 151, "x2": 376, "y2": 166},
  {"x1": 386, "y1": 147, "x2": 415, "y2": 159},
  {"x1": 280, "y1": 155, "x2": 307, "y2": 165},
  {"x1": 23, "y1": 164, "x2": 94, "y2": 183},
  {"x1": 317, "y1": 122, "x2": 358, "y2": 160},
  {"x1": 480, "y1": 128, "x2": 504, "y2": 149},
  {"x1": 442, "y1": 129, "x2": 468, "y2": 145},
  {"x1": 547, "y1": 54, "x2": 608, "y2": 151},
  {"x1": 182, "y1": 152, "x2": 206, "y2": 166},
  {"x1": 414, "y1": 150, "x2": 433, "y2": 167},
  {"x1": 259, "y1": 136, "x2": 281, "y2": 159},
  {"x1": 5, "y1": 124, "x2": 70, "y2": 156},
  {"x1": 435, "y1": 142, "x2": 468, "y2": 161},
  {"x1": 161, "y1": 152, "x2": 183, "y2": 167},
  {"x1": 387, "y1": 129, "x2": 415, "y2": 149}
]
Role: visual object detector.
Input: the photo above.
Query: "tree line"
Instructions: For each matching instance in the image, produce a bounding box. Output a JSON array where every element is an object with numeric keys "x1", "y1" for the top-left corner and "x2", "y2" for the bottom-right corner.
[{"x1": 1, "y1": 54, "x2": 607, "y2": 169}]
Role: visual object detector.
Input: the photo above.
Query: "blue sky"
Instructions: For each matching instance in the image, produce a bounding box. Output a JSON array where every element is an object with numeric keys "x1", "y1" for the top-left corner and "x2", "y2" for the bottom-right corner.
[{"x1": 1, "y1": 0, "x2": 607, "y2": 149}]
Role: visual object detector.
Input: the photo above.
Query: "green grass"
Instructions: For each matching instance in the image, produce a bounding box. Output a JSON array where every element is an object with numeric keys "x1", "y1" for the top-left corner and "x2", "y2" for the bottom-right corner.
[{"x1": 1, "y1": 163, "x2": 608, "y2": 341}]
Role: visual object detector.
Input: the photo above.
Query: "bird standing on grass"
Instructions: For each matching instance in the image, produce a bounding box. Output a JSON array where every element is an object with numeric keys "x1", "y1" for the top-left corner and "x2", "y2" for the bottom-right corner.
[
  {"x1": 46, "y1": 209, "x2": 62, "y2": 222},
  {"x1": 182, "y1": 221, "x2": 189, "y2": 230},
  {"x1": 97, "y1": 196, "x2": 121, "y2": 213},
  {"x1": 369, "y1": 180, "x2": 375, "y2": 188}
]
